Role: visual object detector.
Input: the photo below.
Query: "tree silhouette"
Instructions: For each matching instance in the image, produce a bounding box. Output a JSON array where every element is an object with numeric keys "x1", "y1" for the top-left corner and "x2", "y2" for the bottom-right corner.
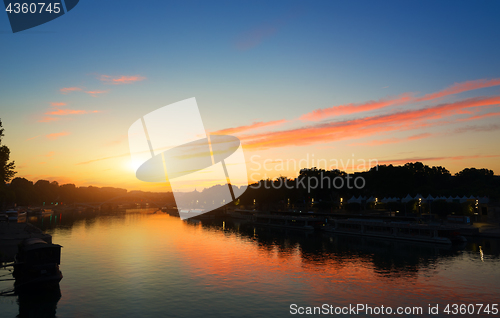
[{"x1": 0, "y1": 119, "x2": 16, "y2": 185}]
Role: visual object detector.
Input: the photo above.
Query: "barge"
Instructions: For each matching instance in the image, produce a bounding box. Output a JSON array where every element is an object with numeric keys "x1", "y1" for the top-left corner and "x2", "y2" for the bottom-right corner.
[{"x1": 324, "y1": 218, "x2": 466, "y2": 244}]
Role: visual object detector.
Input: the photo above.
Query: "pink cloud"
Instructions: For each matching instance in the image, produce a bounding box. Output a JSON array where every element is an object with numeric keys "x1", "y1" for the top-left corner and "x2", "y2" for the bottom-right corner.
[
  {"x1": 415, "y1": 78, "x2": 500, "y2": 102},
  {"x1": 60, "y1": 87, "x2": 82, "y2": 94},
  {"x1": 46, "y1": 132, "x2": 70, "y2": 140},
  {"x1": 99, "y1": 75, "x2": 146, "y2": 84},
  {"x1": 241, "y1": 95, "x2": 500, "y2": 150},
  {"x1": 459, "y1": 111, "x2": 500, "y2": 122},
  {"x1": 300, "y1": 93, "x2": 413, "y2": 121},
  {"x1": 349, "y1": 133, "x2": 433, "y2": 147},
  {"x1": 46, "y1": 109, "x2": 87, "y2": 115},
  {"x1": 214, "y1": 119, "x2": 287, "y2": 135},
  {"x1": 85, "y1": 90, "x2": 108, "y2": 97},
  {"x1": 38, "y1": 117, "x2": 61, "y2": 123},
  {"x1": 26, "y1": 135, "x2": 41, "y2": 141},
  {"x1": 51, "y1": 102, "x2": 67, "y2": 107},
  {"x1": 300, "y1": 78, "x2": 500, "y2": 121}
]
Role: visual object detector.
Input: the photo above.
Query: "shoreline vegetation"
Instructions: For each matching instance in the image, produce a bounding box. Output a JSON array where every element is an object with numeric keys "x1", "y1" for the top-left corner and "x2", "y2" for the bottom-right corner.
[{"x1": 1, "y1": 162, "x2": 498, "y2": 219}]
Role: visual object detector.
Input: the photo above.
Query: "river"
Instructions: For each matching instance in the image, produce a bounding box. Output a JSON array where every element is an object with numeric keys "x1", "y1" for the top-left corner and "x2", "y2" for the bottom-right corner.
[{"x1": 1, "y1": 209, "x2": 499, "y2": 317}]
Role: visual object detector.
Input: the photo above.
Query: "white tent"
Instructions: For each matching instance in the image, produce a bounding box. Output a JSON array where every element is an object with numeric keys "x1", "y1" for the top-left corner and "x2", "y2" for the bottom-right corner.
[
  {"x1": 347, "y1": 195, "x2": 358, "y2": 204},
  {"x1": 402, "y1": 194, "x2": 413, "y2": 203},
  {"x1": 479, "y1": 197, "x2": 489, "y2": 204}
]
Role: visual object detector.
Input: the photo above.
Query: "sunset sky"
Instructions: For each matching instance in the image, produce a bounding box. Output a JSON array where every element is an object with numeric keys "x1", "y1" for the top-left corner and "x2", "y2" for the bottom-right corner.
[{"x1": 1, "y1": 1, "x2": 499, "y2": 192}]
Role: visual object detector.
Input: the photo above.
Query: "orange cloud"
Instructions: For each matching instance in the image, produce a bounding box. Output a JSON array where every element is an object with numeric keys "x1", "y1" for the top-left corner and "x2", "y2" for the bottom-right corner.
[
  {"x1": 26, "y1": 135, "x2": 41, "y2": 141},
  {"x1": 349, "y1": 133, "x2": 433, "y2": 147},
  {"x1": 300, "y1": 78, "x2": 500, "y2": 121},
  {"x1": 415, "y1": 78, "x2": 500, "y2": 102},
  {"x1": 38, "y1": 117, "x2": 61, "y2": 123},
  {"x1": 60, "y1": 87, "x2": 82, "y2": 94},
  {"x1": 214, "y1": 119, "x2": 287, "y2": 135},
  {"x1": 459, "y1": 111, "x2": 500, "y2": 122},
  {"x1": 46, "y1": 132, "x2": 70, "y2": 140},
  {"x1": 99, "y1": 75, "x2": 146, "y2": 84},
  {"x1": 85, "y1": 90, "x2": 108, "y2": 97},
  {"x1": 377, "y1": 155, "x2": 500, "y2": 166},
  {"x1": 300, "y1": 93, "x2": 413, "y2": 121},
  {"x1": 46, "y1": 109, "x2": 87, "y2": 115},
  {"x1": 242, "y1": 96, "x2": 500, "y2": 150},
  {"x1": 51, "y1": 102, "x2": 67, "y2": 107}
]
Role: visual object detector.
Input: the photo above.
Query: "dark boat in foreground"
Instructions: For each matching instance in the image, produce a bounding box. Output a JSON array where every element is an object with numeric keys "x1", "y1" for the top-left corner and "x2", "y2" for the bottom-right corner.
[{"x1": 13, "y1": 238, "x2": 63, "y2": 290}]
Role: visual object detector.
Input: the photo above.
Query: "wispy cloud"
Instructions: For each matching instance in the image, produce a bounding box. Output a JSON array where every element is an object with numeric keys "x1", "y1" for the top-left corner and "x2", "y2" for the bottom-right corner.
[
  {"x1": 300, "y1": 78, "x2": 500, "y2": 121},
  {"x1": 214, "y1": 119, "x2": 287, "y2": 135},
  {"x1": 39, "y1": 104, "x2": 101, "y2": 122},
  {"x1": 38, "y1": 117, "x2": 61, "y2": 123},
  {"x1": 51, "y1": 102, "x2": 67, "y2": 107},
  {"x1": 241, "y1": 96, "x2": 500, "y2": 150},
  {"x1": 415, "y1": 78, "x2": 500, "y2": 102},
  {"x1": 454, "y1": 124, "x2": 500, "y2": 134},
  {"x1": 76, "y1": 152, "x2": 131, "y2": 165},
  {"x1": 99, "y1": 75, "x2": 146, "y2": 85},
  {"x1": 349, "y1": 133, "x2": 433, "y2": 147},
  {"x1": 26, "y1": 135, "x2": 41, "y2": 141},
  {"x1": 46, "y1": 109, "x2": 87, "y2": 115},
  {"x1": 85, "y1": 90, "x2": 108, "y2": 97},
  {"x1": 377, "y1": 154, "x2": 500, "y2": 166},
  {"x1": 234, "y1": 9, "x2": 299, "y2": 51},
  {"x1": 46, "y1": 132, "x2": 70, "y2": 140},
  {"x1": 300, "y1": 93, "x2": 413, "y2": 121},
  {"x1": 60, "y1": 87, "x2": 82, "y2": 94},
  {"x1": 459, "y1": 111, "x2": 500, "y2": 122}
]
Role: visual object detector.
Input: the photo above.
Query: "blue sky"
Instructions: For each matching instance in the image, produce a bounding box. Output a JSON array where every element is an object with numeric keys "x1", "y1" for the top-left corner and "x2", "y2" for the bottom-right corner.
[{"x1": 1, "y1": 0, "x2": 499, "y2": 190}]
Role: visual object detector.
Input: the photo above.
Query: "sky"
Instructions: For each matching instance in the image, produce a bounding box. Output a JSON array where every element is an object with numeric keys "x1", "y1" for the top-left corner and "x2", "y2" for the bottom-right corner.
[{"x1": 1, "y1": 0, "x2": 499, "y2": 192}]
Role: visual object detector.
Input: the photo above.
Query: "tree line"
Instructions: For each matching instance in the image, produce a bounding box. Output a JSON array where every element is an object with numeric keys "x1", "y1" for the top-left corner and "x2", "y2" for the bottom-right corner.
[{"x1": 237, "y1": 162, "x2": 499, "y2": 215}]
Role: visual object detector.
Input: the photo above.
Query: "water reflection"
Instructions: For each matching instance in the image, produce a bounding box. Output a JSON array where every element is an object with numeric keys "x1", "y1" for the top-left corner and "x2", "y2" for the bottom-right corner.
[
  {"x1": 7, "y1": 210, "x2": 498, "y2": 317},
  {"x1": 192, "y1": 219, "x2": 467, "y2": 278}
]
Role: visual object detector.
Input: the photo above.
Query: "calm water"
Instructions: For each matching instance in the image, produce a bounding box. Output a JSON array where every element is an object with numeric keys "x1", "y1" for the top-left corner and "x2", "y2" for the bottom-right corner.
[{"x1": 1, "y1": 209, "x2": 499, "y2": 317}]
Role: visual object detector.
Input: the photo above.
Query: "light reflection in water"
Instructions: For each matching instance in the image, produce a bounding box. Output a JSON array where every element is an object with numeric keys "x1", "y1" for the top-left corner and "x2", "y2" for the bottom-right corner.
[{"x1": 1, "y1": 209, "x2": 498, "y2": 318}]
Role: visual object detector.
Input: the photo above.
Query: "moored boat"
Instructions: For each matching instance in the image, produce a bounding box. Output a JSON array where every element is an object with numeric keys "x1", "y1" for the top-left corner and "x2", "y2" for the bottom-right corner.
[
  {"x1": 179, "y1": 208, "x2": 205, "y2": 219},
  {"x1": 13, "y1": 238, "x2": 63, "y2": 290},
  {"x1": 6, "y1": 209, "x2": 26, "y2": 222},
  {"x1": 324, "y1": 218, "x2": 466, "y2": 244}
]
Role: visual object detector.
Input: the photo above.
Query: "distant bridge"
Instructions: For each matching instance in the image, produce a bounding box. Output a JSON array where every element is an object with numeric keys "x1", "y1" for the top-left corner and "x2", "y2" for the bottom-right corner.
[{"x1": 67, "y1": 194, "x2": 175, "y2": 210}]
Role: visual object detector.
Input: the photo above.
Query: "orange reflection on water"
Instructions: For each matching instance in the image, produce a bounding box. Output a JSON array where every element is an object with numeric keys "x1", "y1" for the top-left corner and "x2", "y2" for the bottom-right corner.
[{"x1": 56, "y1": 212, "x2": 500, "y2": 309}]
